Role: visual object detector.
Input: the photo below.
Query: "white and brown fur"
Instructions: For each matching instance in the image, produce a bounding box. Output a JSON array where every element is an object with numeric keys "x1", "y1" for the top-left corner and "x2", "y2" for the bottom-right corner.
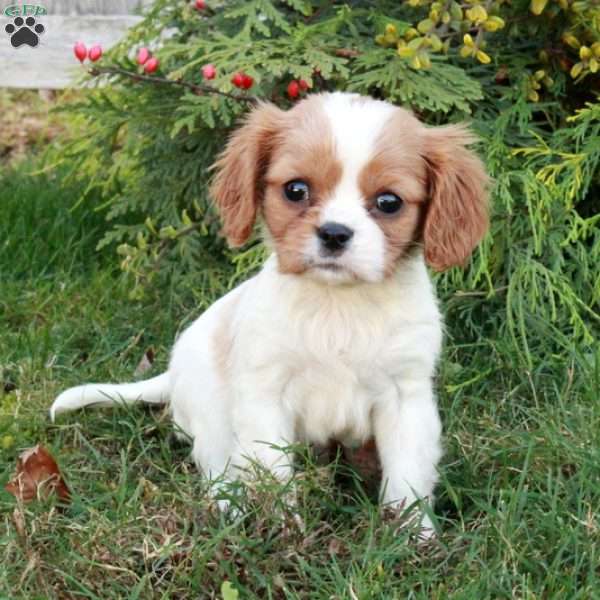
[{"x1": 51, "y1": 92, "x2": 488, "y2": 535}]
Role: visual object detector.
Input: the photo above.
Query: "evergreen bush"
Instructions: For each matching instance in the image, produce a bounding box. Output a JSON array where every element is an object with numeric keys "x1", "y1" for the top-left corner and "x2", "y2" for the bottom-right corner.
[{"x1": 55, "y1": 0, "x2": 599, "y2": 382}]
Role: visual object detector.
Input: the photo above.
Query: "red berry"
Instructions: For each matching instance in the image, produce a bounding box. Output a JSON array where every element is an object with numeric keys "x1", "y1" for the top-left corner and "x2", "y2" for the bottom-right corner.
[
  {"x1": 195, "y1": 0, "x2": 206, "y2": 9},
  {"x1": 299, "y1": 79, "x2": 310, "y2": 91},
  {"x1": 202, "y1": 63, "x2": 217, "y2": 80},
  {"x1": 287, "y1": 80, "x2": 300, "y2": 99},
  {"x1": 73, "y1": 41, "x2": 87, "y2": 63},
  {"x1": 231, "y1": 72, "x2": 244, "y2": 88},
  {"x1": 137, "y1": 47, "x2": 150, "y2": 65},
  {"x1": 241, "y1": 74, "x2": 254, "y2": 89},
  {"x1": 88, "y1": 45, "x2": 102, "y2": 62},
  {"x1": 144, "y1": 57, "x2": 159, "y2": 74}
]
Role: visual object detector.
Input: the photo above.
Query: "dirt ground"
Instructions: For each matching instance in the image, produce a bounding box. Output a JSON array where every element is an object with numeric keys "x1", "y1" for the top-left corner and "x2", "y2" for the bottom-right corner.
[{"x1": 0, "y1": 89, "x2": 72, "y2": 163}]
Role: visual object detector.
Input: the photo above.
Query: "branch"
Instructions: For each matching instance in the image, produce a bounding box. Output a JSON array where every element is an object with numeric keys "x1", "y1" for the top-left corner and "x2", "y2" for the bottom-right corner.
[
  {"x1": 88, "y1": 65, "x2": 258, "y2": 104},
  {"x1": 152, "y1": 214, "x2": 221, "y2": 268},
  {"x1": 453, "y1": 286, "x2": 508, "y2": 298}
]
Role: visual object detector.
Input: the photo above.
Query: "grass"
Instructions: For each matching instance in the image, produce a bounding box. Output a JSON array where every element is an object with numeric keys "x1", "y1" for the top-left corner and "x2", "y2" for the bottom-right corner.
[{"x1": 1, "y1": 163, "x2": 599, "y2": 600}]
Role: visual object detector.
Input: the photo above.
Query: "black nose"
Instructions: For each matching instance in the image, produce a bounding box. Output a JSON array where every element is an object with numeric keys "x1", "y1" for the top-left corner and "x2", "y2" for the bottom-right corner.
[{"x1": 317, "y1": 222, "x2": 354, "y2": 253}]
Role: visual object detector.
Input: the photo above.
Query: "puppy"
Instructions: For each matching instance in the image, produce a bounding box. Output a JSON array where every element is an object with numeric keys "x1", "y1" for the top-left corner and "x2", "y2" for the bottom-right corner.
[{"x1": 51, "y1": 92, "x2": 488, "y2": 533}]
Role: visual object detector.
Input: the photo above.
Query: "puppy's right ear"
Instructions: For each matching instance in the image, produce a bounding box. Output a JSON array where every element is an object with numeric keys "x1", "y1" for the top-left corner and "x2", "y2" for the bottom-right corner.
[{"x1": 210, "y1": 102, "x2": 287, "y2": 247}]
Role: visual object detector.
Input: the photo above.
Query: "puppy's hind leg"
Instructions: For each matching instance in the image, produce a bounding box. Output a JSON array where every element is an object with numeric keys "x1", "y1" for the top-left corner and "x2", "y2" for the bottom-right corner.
[{"x1": 169, "y1": 373, "x2": 236, "y2": 511}]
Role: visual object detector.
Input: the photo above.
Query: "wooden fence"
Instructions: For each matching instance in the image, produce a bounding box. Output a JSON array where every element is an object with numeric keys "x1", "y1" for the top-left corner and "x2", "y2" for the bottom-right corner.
[{"x1": 0, "y1": 1, "x2": 148, "y2": 88}]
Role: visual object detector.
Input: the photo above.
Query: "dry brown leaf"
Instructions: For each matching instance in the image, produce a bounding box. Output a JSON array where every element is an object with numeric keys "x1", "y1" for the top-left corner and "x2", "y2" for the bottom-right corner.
[
  {"x1": 5, "y1": 444, "x2": 70, "y2": 503},
  {"x1": 327, "y1": 537, "x2": 345, "y2": 556},
  {"x1": 134, "y1": 347, "x2": 155, "y2": 376}
]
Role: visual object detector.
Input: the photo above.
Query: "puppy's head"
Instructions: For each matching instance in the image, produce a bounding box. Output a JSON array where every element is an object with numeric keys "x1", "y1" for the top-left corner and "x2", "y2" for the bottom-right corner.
[{"x1": 211, "y1": 93, "x2": 489, "y2": 283}]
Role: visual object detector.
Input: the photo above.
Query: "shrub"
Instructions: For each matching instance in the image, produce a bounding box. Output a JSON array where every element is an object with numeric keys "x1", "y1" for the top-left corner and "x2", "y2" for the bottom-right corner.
[{"x1": 55, "y1": 0, "x2": 599, "y2": 380}]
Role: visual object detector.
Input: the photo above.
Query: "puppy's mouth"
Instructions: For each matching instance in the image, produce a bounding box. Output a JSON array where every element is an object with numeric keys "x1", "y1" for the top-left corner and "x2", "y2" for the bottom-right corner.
[
  {"x1": 306, "y1": 259, "x2": 359, "y2": 281},
  {"x1": 312, "y1": 262, "x2": 343, "y2": 272}
]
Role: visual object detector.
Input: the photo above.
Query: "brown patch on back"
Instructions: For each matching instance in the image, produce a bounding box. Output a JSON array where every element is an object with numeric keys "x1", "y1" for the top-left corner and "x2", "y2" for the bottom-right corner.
[
  {"x1": 211, "y1": 295, "x2": 239, "y2": 386},
  {"x1": 262, "y1": 96, "x2": 343, "y2": 274},
  {"x1": 359, "y1": 108, "x2": 428, "y2": 276}
]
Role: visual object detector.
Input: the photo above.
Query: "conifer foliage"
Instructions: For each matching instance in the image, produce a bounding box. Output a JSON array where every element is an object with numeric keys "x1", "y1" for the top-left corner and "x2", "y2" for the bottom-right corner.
[{"x1": 59, "y1": 0, "x2": 599, "y2": 376}]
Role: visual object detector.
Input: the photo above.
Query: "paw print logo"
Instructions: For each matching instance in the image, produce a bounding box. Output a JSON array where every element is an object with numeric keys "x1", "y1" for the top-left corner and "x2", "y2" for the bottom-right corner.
[{"x1": 5, "y1": 16, "x2": 45, "y2": 48}]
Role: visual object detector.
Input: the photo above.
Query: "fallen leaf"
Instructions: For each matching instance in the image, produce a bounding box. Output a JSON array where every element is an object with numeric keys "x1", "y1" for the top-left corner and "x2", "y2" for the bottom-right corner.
[
  {"x1": 221, "y1": 581, "x2": 240, "y2": 600},
  {"x1": 134, "y1": 347, "x2": 155, "y2": 376},
  {"x1": 5, "y1": 444, "x2": 70, "y2": 503},
  {"x1": 328, "y1": 537, "x2": 345, "y2": 556}
]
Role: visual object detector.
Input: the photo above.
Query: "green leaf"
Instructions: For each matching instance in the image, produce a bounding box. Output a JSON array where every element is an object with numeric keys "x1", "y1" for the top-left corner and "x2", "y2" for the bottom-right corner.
[
  {"x1": 349, "y1": 49, "x2": 483, "y2": 114},
  {"x1": 221, "y1": 581, "x2": 240, "y2": 600}
]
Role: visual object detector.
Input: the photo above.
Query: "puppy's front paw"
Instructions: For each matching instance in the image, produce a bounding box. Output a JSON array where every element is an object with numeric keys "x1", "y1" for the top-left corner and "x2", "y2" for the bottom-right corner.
[
  {"x1": 216, "y1": 498, "x2": 243, "y2": 521},
  {"x1": 415, "y1": 513, "x2": 436, "y2": 541},
  {"x1": 383, "y1": 499, "x2": 438, "y2": 541}
]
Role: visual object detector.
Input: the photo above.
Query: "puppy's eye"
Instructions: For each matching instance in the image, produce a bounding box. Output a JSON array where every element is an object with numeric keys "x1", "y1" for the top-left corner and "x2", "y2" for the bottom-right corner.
[
  {"x1": 283, "y1": 180, "x2": 310, "y2": 203},
  {"x1": 374, "y1": 192, "x2": 403, "y2": 215}
]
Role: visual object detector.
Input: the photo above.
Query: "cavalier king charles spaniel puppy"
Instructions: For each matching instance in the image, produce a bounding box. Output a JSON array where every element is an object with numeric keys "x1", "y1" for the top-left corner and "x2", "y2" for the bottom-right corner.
[{"x1": 51, "y1": 92, "x2": 488, "y2": 535}]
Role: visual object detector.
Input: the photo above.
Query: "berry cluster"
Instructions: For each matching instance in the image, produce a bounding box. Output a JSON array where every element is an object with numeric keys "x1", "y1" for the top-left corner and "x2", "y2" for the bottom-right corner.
[
  {"x1": 73, "y1": 41, "x2": 103, "y2": 63},
  {"x1": 286, "y1": 79, "x2": 310, "y2": 99},
  {"x1": 136, "y1": 47, "x2": 159, "y2": 74},
  {"x1": 230, "y1": 72, "x2": 254, "y2": 90},
  {"x1": 75, "y1": 2, "x2": 320, "y2": 100}
]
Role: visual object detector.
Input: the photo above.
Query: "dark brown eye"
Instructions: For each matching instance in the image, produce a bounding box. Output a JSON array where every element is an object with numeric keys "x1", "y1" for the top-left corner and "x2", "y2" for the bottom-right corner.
[
  {"x1": 284, "y1": 180, "x2": 310, "y2": 203},
  {"x1": 375, "y1": 192, "x2": 403, "y2": 215}
]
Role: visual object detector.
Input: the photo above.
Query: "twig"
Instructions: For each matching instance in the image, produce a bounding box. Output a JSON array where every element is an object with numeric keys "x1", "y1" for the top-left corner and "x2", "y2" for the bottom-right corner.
[
  {"x1": 334, "y1": 48, "x2": 360, "y2": 58},
  {"x1": 453, "y1": 285, "x2": 508, "y2": 298},
  {"x1": 152, "y1": 215, "x2": 221, "y2": 270},
  {"x1": 88, "y1": 65, "x2": 257, "y2": 104}
]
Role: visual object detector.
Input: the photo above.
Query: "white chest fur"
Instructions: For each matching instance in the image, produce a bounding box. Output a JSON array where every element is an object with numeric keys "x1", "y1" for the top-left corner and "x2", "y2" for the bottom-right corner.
[{"x1": 224, "y1": 254, "x2": 442, "y2": 447}]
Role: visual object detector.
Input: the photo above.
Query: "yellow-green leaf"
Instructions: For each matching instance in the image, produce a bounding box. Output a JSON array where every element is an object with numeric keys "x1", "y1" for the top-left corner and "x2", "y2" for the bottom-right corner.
[
  {"x1": 397, "y1": 46, "x2": 415, "y2": 58},
  {"x1": 530, "y1": 0, "x2": 549, "y2": 15},
  {"x1": 476, "y1": 50, "x2": 491, "y2": 64},
  {"x1": 221, "y1": 581, "x2": 239, "y2": 600},
  {"x1": 570, "y1": 62, "x2": 584, "y2": 78},
  {"x1": 563, "y1": 33, "x2": 581, "y2": 49},
  {"x1": 417, "y1": 18, "x2": 434, "y2": 34}
]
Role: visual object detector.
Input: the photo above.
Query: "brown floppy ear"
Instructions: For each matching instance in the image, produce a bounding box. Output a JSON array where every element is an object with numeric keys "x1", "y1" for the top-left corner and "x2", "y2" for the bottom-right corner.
[
  {"x1": 422, "y1": 124, "x2": 490, "y2": 271},
  {"x1": 210, "y1": 102, "x2": 286, "y2": 247}
]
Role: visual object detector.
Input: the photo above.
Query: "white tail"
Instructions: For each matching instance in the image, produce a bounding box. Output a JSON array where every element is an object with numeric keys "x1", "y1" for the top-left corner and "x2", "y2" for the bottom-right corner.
[{"x1": 50, "y1": 373, "x2": 170, "y2": 422}]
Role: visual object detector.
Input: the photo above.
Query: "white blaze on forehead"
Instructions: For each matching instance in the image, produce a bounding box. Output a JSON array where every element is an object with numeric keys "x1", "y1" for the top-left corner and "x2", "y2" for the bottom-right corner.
[
  {"x1": 319, "y1": 93, "x2": 397, "y2": 225},
  {"x1": 305, "y1": 93, "x2": 394, "y2": 282},
  {"x1": 321, "y1": 93, "x2": 397, "y2": 187}
]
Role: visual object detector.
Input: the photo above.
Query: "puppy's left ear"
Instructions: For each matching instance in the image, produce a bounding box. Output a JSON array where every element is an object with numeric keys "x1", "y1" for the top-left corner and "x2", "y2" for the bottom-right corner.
[
  {"x1": 422, "y1": 124, "x2": 490, "y2": 271},
  {"x1": 210, "y1": 102, "x2": 287, "y2": 247}
]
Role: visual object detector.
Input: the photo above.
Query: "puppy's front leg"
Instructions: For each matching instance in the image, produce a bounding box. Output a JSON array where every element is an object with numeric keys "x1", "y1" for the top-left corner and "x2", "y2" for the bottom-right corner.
[
  {"x1": 229, "y1": 379, "x2": 295, "y2": 483},
  {"x1": 374, "y1": 377, "x2": 442, "y2": 535}
]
